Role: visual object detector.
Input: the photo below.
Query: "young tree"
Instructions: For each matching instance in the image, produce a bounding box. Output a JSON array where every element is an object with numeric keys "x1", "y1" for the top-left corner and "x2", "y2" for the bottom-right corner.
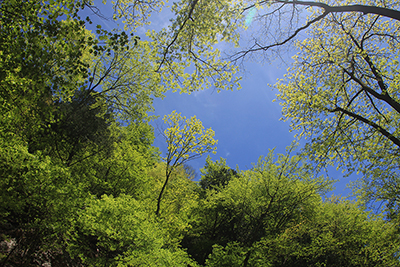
[{"x1": 156, "y1": 110, "x2": 217, "y2": 216}]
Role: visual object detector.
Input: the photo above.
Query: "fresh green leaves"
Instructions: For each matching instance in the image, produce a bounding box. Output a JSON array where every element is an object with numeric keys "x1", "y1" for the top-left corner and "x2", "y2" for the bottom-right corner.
[
  {"x1": 156, "y1": 110, "x2": 217, "y2": 216},
  {"x1": 163, "y1": 110, "x2": 217, "y2": 166},
  {"x1": 275, "y1": 4, "x2": 400, "y2": 217},
  {"x1": 184, "y1": 151, "x2": 329, "y2": 265},
  {"x1": 2, "y1": 0, "x2": 400, "y2": 266},
  {"x1": 68, "y1": 194, "x2": 196, "y2": 267}
]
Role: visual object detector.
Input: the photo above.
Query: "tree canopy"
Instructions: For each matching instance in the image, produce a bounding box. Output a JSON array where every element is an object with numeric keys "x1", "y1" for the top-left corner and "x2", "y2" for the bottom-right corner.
[
  {"x1": 1, "y1": 0, "x2": 400, "y2": 266},
  {"x1": 270, "y1": 1, "x2": 400, "y2": 218},
  {"x1": 156, "y1": 110, "x2": 217, "y2": 216}
]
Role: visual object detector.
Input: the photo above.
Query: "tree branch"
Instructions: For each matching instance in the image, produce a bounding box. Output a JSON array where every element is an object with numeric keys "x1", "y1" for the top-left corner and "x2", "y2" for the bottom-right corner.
[
  {"x1": 342, "y1": 68, "x2": 400, "y2": 114},
  {"x1": 156, "y1": 0, "x2": 199, "y2": 72},
  {"x1": 328, "y1": 106, "x2": 400, "y2": 148},
  {"x1": 275, "y1": 0, "x2": 400, "y2": 21},
  {"x1": 231, "y1": 10, "x2": 329, "y2": 61}
]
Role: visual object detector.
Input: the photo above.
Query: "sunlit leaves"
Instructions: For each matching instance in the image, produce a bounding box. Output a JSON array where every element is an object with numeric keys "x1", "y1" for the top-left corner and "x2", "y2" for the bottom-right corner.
[
  {"x1": 185, "y1": 150, "x2": 329, "y2": 265},
  {"x1": 163, "y1": 110, "x2": 217, "y2": 166},
  {"x1": 107, "y1": 0, "x2": 166, "y2": 32},
  {"x1": 68, "y1": 194, "x2": 197, "y2": 266},
  {"x1": 145, "y1": 0, "x2": 243, "y2": 93},
  {"x1": 266, "y1": 199, "x2": 400, "y2": 266},
  {"x1": 88, "y1": 38, "x2": 166, "y2": 122},
  {"x1": 156, "y1": 110, "x2": 217, "y2": 216},
  {"x1": 274, "y1": 2, "x2": 400, "y2": 216}
]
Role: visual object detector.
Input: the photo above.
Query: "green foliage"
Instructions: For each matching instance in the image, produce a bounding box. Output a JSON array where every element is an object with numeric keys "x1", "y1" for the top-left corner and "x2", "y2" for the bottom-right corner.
[
  {"x1": 183, "y1": 150, "x2": 329, "y2": 265},
  {"x1": 205, "y1": 242, "x2": 247, "y2": 267},
  {"x1": 203, "y1": 198, "x2": 400, "y2": 267},
  {"x1": 104, "y1": 0, "x2": 243, "y2": 94},
  {"x1": 258, "y1": 198, "x2": 400, "y2": 267},
  {"x1": 0, "y1": 1, "x2": 166, "y2": 264},
  {"x1": 0, "y1": 0, "x2": 90, "y2": 144},
  {"x1": 68, "y1": 121, "x2": 157, "y2": 199},
  {"x1": 68, "y1": 194, "x2": 197, "y2": 267},
  {"x1": 28, "y1": 90, "x2": 115, "y2": 167},
  {"x1": 87, "y1": 37, "x2": 167, "y2": 123},
  {"x1": 199, "y1": 156, "x2": 237, "y2": 191},
  {"x1": 274, "y1": 1, "x2": 400, "y2": 218},
  {"x1": 2, "y1": 0, "x2": 400, "y2": 266},
  {"x1": 156, "y1": 110, "x2": 217, "y2": 216},
  {"x1": 163, "y1": 110, "x2": 218, "y2": 165},
  {"x1": 0, "y1": 137, "x2": 84, "y2": 265},
  {"x1": 149, "y1": 163, "x2": 201, "y2": 245},
  {"x1": 145, "y1": 0, "x2": 243, "y2": 93}
]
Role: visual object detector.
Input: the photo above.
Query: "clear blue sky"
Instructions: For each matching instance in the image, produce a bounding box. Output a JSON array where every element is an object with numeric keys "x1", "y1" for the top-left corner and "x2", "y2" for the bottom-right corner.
[
  {"x1": 149, "y1": 62, "x2": 356, "y2": 197},
  {"x1": 85, "y1": 3, "x2": 356, "y2": 197}
]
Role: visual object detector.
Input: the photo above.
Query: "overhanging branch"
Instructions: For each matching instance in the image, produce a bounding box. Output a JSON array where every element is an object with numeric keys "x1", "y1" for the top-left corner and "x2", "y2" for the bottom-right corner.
[
  {"x1": 275, "y1": 0, "x2": 400, "y2": 21},
  {"x1": 328, "y1": 106, "x2": 400, "y2": 148}
]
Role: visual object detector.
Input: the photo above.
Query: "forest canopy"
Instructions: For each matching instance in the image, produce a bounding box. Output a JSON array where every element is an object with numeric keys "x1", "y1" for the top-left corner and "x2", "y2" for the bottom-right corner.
[{"x1": 1, "y1": 0, "x2": 400, "y2": 266}]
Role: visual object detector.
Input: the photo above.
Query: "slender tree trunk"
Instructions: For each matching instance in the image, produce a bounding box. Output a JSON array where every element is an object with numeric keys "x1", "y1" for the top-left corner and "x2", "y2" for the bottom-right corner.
[{"x1": 156, "y1": 167, "x2": 172, "y2": 216}]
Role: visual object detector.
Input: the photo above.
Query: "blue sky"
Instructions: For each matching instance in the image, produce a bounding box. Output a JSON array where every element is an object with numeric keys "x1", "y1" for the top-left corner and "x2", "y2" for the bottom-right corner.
[
  {"x1": 150, "y1": 60, "x2": 356, "y2": 197},
  {"x1": 85, "y1": 2, "x2": 356, "y2": 197},
  {"x1": 150, "y1": 62, "x2": 291, "y2": 170}
]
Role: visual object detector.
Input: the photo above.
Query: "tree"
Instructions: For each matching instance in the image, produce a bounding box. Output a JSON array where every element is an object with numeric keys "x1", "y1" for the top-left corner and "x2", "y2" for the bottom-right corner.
[
  {"x1": 156, "y1": 110, "x2": 217, "y2": 216},
  {"x1": 148, "y1": 162, "x2": 201, "y2": 244},
  {"x1": 271, "y1": 3, "x2": 400, "y2": 219},
  {"x1": 205, "y1": 197, "x2": 400, "y2": 267},
  {"x1": 183, "y1": 150, "x2": 330, "y2": 265},
  {"x1": 66, "y1": 194, "x2": 199, "y2": 267},
  {"x1": 199, "y1": 156, "x2": 237, "y2": 191},
  {"x1": 266, "y1": 197, "x2": 400, "y2": 267}
]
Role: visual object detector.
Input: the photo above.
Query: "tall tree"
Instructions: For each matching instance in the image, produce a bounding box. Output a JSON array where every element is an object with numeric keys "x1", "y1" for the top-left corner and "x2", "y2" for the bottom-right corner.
[
  {"x1": 156, "y1": 110, "x2": 217, "y2": 216},
  {"x1": 272, "y1": 3, "x2": 400, "y2": 218}
]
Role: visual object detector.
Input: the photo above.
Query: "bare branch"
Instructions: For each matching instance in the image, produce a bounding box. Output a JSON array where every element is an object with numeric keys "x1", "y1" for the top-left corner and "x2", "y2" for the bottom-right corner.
[{"x1": 231, "y1": 10, "x2": 329, "y2": 62}]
